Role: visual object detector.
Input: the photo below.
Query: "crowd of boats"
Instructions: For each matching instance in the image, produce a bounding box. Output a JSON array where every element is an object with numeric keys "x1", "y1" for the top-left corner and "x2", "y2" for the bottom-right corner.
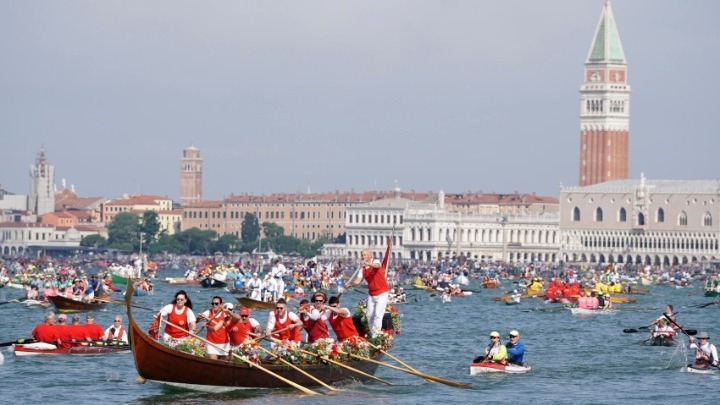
[{"x1": 2, "y1": 254, "x2": 720, "y2": 391}]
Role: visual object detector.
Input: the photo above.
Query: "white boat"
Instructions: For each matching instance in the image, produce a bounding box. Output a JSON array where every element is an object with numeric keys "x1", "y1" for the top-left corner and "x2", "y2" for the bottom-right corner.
[
  {"x1": 686, "y1": 364, "x2": 720, "y2": 374},
  {"x1": 569, "y1": 307, "x2": 616, "y2": 315},
  {"x1": 470, "y1": 361, "x2": 531, "y2": 375}
]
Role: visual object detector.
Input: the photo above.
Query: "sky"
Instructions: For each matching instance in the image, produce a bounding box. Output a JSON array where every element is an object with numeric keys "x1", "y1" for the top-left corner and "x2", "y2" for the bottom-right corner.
[{"x1": 1, "y1": 1, "x2": 719, "y2": 202}]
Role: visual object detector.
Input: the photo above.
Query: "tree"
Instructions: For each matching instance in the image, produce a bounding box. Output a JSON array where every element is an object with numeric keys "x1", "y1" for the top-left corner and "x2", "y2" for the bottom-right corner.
[
  {"x1": 140, "y1": 211, "x2": 162, "y2": 249},
  {"x1": 241, "y1": 213, "x2": 260, "y2": 244},
  {"x1": 262, "y1": 222, "x2": 285, "y2": 239},
  {"x1": 107, "y1": 212, "x2": 140, "y2": 251},
  {"x1": 211, "y1": 233, "x2": 241, "y2": 253},
  {"x1": 175, "y1": 227, "x2": 217, "y2": 255},
  {"x1": 151, "y1": 233, "x2": 185, "y2": 254},
  {"x1": 80, "y1": 234, "x2": 107, "y2": 248}
]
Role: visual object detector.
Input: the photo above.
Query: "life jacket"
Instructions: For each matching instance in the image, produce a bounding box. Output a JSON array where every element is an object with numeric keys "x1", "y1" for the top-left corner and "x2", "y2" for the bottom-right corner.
[
  {"x1": 105, "y1": 326, "x2": 126, "y2": 341},
  {"x1": 301, "y1": 308, "x2": 329, "y2": 343},
  {"x1": 271, "y1": 311, "x2": 301, "y2": 342},
  {"x1": 329, "y1": 312, "x2": 359, "y2": 341},
  {"x1": 363, "y1": 265, "x2": 389, "y2": 296},
  {"x1": 204, "y1": 309, "x2": 228, "y2": 344},
  {"x1": 227, "y1": 319, "x2": 250, "y2": 345},
  {"x1": 165, "y1": 305, "x2": 190, "y2": 338}
]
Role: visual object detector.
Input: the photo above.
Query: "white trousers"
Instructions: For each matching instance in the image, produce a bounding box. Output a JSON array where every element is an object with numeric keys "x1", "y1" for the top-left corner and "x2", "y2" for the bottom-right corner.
[{"x1": 366, "y1": 291, "x2": 389, "y2": 337}]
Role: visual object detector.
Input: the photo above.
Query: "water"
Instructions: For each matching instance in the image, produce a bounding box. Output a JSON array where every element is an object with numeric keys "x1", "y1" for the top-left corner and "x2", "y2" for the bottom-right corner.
[{"x1": 0, "y1": 276, "x2": 717, "y2": 405}]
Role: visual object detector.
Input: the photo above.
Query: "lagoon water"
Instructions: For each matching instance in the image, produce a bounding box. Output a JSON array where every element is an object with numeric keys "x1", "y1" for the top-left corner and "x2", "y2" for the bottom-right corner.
[{"x1": 0, "y1": 271, "x2": 717, "y2": 405}]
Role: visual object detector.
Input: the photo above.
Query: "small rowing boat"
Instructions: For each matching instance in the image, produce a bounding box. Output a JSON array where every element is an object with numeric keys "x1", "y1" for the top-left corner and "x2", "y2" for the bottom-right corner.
[
  {"x1": 469, "y1": 361, "x2": 531, "y2": 375},
  {"x1": 13, "y1": 342, "x2": 131, "y2": 356},
  {"x1": 48, "y1": 295, "x2": 108, "y2": 313},
  {"x1": 200, "y1": 277, "x2": 228, "y2": 289},
  {"x1": 644, "y1": 335, "x2": 676, "y2": 347},
  {"x1": 236, "y1": 296, "x2": 275, "y2": 310}
]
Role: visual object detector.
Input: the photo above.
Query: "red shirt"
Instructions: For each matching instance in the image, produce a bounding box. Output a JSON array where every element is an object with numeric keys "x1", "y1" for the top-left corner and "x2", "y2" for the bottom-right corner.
[
  {"x1": 201, "y1": 309, "x2": 228, "y2": 344},
  {"x1": 301, "y1": 308, "x2": 329, "y2": 343},
  {"x1": 271, "y1": 311, "x2": 301, "y2": 342},
  {"x1": 329, "y1": 312, "x2": 359, "y2": 341},
  {"x1": 363, "y1": 264, "x2": 390, "y2": 296},
  {"x1": 31, "y1": 323, "x2": 57, "y2": 343},
  {"x1": 165, "y1": 305, "x2": 191, "y2": 338}
]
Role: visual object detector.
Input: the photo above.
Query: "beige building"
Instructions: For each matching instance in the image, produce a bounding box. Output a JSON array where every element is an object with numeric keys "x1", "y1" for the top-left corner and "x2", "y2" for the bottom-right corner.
[
  {"x1": 559, "y1": 175, "x2": 720, "y2": 265},
  {"x1": 101, "y1": 194, "x2": 180, "y2": 235}
]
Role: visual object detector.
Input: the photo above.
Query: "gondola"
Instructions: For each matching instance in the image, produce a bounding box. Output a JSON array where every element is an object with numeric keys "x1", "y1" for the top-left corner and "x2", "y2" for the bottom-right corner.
[
  {"x1": 48, "y1": 295, "x2": 107, "y2": 313},
  {"x1": 125, "y1": 283, "x2": 383, "y2": 392}
]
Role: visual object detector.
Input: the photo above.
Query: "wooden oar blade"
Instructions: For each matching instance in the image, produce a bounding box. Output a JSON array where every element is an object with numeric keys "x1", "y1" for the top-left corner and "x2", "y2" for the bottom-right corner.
[
  {"x1": 686, "y1": 329, "x2": 697, "y2": 336},
  {"x1": 0, "y1": 338, "x2": 36, "y2": 347},
  {"x1": 623, "y1": 329, "x2": 639, "y2": 333}
]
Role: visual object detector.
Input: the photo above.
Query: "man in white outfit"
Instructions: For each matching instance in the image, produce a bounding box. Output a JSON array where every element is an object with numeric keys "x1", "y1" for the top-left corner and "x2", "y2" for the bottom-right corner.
[
  {"x1": 246, "y1": 273, "x2": 264, "y2": 301},
  {"x1": 269, "y1": 258, "x2": 287, "y2": 301}
]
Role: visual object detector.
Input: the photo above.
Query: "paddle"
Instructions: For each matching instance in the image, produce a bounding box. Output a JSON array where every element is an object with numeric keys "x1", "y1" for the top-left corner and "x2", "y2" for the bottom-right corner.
[
  {"x1": 691, "y1": 301, "x2": 719, "y2": 309},
  {"x1": 662, "y1": 314, "x2": 697, "y2": 336},
  {"x1": 161, "y1": 319, "x2": 320, "y2": 395},
  {"x1": 94, "y1": 297, "x2": 155, "y2": 312},
  {"x1": 0, "y1": 338, "x2": 36, "y2": 347}
]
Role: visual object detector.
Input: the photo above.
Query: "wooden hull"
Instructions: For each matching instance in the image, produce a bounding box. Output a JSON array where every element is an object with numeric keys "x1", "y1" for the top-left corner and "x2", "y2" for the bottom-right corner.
[
  {"x1": 13, "y1": 342, "x2": 130, "y2": 356},
  {"x1": 126, "y1": 286, "x2": 382, "y2": 391},
  {"x1": 236, "y1": 296, "x2": 275, "y2": 310},
  {"x1": 48, "y1": 295, "x2": 107, "y2": 313},
  {"x1": 482, "y1": 282, "x2": 499, "y2": 289}
]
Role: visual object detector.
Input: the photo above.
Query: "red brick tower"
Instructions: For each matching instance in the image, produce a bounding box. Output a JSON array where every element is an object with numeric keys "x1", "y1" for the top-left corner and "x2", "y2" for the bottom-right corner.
[
  {"x1": 579, "y1": 0, "x2": 630, "y2": 186},
  {"x1": 180, "y1": 145, "x2": 203, "y2": 205}
]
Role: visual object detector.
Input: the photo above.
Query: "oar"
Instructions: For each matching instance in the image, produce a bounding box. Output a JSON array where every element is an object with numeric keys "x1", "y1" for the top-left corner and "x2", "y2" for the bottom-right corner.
[
  {"x1": 342, "y1": 350, "x2": 469, "y2": 389},
  {"x1": 0, "y1": 299, "x2": 20, "y2": 306},
  {"x1": 363, "y1": 339, "x2": 436, "y2": 384},
  {"x1": 266, "y1": 337, "x2": 393, "y2": 386},
  {"x1": 691, "y1": 301, "x2": 719, "y2": 309},
  {"x1": 161, "y1": 319, "x2": 320, "y2": 395},
  {"x1": 253, "y1": 344, "x2": 337, "y2": 392},
  {"x1": 94, "y1": 297, "x2": 155, "y2": 311},
  {"x1": 662, "y1": 314, "x2": 697, "y2": 336},
  {"x1": 623, "y1": 325, "x2": 652, "y2": 333},
  {"x1": 0, "y1": 338, "x2": 36, "y2": 347}
]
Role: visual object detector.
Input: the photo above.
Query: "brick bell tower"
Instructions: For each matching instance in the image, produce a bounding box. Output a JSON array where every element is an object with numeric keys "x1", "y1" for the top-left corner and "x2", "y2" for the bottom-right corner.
[
  {"x1": 180, "y1": 145, "x2": 203, "y2": 205},
  {"x1": 579, "y1": 0, "x2": 630, "y2": 186}
]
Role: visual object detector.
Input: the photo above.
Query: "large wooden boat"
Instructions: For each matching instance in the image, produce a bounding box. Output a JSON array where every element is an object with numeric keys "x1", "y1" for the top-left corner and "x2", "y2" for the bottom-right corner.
[
  {"x1": 236, "y1": 296, "x2": 275, "y2": 310},
  {"x1": 125, "y1": 284, "x2": 382, "y2": 392},
  {"x1": 48, "y1": 295, "x2": 108, "y2": 313}
]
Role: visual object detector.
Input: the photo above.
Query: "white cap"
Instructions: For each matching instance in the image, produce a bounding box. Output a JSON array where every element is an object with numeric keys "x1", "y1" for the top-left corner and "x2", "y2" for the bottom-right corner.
[{"x1": 223, "y1": 303, "x2": 234, "y2": 310}]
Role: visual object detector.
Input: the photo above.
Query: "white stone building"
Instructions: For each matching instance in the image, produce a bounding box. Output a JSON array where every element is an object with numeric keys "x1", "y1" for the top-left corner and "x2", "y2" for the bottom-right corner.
[{"x1": 559, "y1": 175, "x2": 720, "y2": 266}]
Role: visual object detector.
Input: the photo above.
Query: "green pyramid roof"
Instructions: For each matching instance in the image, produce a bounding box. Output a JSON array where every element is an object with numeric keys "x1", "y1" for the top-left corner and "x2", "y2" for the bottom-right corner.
[{"x1": 586, "y1": 1, "x2": 626, "y2": 64}]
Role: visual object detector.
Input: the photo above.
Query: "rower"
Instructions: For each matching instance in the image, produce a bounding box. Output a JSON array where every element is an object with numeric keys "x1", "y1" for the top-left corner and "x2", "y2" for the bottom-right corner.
[{"x1": 688, "y1": 331, "x2": 719, "y2": 368}]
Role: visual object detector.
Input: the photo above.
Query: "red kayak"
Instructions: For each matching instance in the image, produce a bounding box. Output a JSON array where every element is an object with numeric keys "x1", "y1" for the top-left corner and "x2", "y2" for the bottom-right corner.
[
  {"x1": 13, "y1": 342, "x2": 130, "y2": 356},
  {"x1": 470, "y1": 361, "x2": 532, "y2": 375}
]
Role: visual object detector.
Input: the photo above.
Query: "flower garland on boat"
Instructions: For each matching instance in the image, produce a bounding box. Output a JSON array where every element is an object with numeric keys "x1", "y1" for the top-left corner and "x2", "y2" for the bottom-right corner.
[
  {"x1": 230, "y1": 338, "x2": 261, "y2": 364},
  {"x1": 172, "y1": 336, "x2": 207, "y2": 357}
]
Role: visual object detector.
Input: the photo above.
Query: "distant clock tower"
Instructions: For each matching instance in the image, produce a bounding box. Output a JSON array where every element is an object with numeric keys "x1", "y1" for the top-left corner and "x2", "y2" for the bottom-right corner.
[
  {"x1": 579, "y1": 0, "x2": 630, "y2": 187},
  {"x1": 180, "y1": 145, "x2": 203, "y2": 205}
]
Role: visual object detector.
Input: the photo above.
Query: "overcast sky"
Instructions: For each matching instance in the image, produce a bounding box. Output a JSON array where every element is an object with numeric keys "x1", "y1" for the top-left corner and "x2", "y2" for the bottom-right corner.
[{"x1": 2, "y1": 1, "x2": 719, "y2": 202}]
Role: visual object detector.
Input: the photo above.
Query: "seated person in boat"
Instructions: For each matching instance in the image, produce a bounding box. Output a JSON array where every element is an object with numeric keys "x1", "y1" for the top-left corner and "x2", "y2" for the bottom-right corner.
[
  {"x1": 651, "y1": 304, "x2": 677, "y2": 328},
  {"x1": 196, "y1": 296, "x2": 229, "y2": 360},
  {"x1": 602, "y1": 293, "x2": 613, "y2": 309},
  {"x1": 157, "y1": 290, "x2": 197, "y2": 343},
  {"x1": 322, "y1": 295, "x2": 360, "y2": 342},
  {"x1": 474, "y1": 331, "x2": 508, "y2": 364},
  {"x1": 26, "y1": 285, "x2": 40, "y2": 301},
  {"x1": 297, "y1": 292, "x2": 330, "y2": 344},
  {"x1": 651, "y1": 319, "x2": 676, "y2": 341},
  {"x1": 81, "y1": 314, "x2": 105, "y2": 341},
  {"x1": 225, "y1": 305, "x2": 262, "y2": 349},
  {"x1": 266, "y1": 298, "x2": 302, "y2": 343},
  {"x1": 688, "y1": 332, "x2": 719, "y2": 368},
  {"x1": 70, "y1": 279, "x2": 84, "y2": 300},
  {"x1": 104, "y1": 315, "x2": 129, "y2": 343},
  {"x1": 32, "y1": 311, "x2": 60, "y2": 345},
  {"x1": 505, "y1": 330, "x2": 525, "y2": 365}
]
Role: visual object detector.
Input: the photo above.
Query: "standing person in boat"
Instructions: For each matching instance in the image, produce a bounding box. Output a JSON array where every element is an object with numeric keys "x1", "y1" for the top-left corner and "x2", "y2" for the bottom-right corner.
[
  {"x1": 297, "y1": 292, "x2": 330, "y2": 343},
  {"x1": 270, "y1": 258, "x2": 288, "y2": 302},
  {"x1": 688, "y1": 331, "x2": 719, "y2": 368},
  {"x1": 225, "y1": 305, "x2": 262, "y2": 350},
  {"x1": 266, "y1": 298, "x2": 302, "y2": 343},
  {"x1": 505, "y1": 330, "x2": 525, "y2": 365},
  {"x1": 196, "y1": 296, "x2": 229, "y2": 360},
  {"x1": 157, "y1": 290, "x2": 197, "y2": 343},
  {"x1": 474, "y1": 331, "x2": 508, "y2": 364},
  {"x1": 346, "y1": 243, "x2": 391, "y2": 337},
  {"x1": 322, "y1": 295, "x2": 360, "y2": 341},
  {"x1": 246, "y1": 273, "x2": 264, "y2": 301},
  {"x1": 103, "y1": 315, "x2": 129, "y2": 343}
]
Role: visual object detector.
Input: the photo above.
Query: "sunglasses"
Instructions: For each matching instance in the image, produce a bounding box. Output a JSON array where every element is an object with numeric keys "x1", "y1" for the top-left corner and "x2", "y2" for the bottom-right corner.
[
  {"x1": 240, "y1": 315, "x2": 248, "y2": 318},
  {"x1": 276, "y1": 307, "x2": 285, "y2": 310},
  {"x1": 212, "y1": 302, "x2": 221, "y2": 306},
  {"x1": 509, "y1": 335, "x2": 518, "y2": 338},
  {"x1": 490, "y1": 336, "x2": 499, "y2": 339},
  {"x1": 313, "y1": 299, "x2": 324, "y2": 303},
  {"x1": 114, "y1": 320, "x2": 122, "y2": 322}
]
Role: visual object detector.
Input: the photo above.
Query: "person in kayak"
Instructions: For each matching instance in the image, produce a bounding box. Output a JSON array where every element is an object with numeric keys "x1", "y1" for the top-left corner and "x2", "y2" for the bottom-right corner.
[
  {"x1": 688, "y1": 331, "x2": 719, "y2": 368},
  {"x1": 650, "y1": 318, "x2": 676, "y2": 342},
  {"x1": 505, "y1": 330, "x2": 525, "y2": 365},
  {"x1": 473, "y1": 331, "x2": 507, "y2": 364}
]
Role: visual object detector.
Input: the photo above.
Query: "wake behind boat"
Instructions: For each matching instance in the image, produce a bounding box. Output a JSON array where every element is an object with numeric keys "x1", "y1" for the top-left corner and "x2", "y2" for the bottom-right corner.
[
  {"x1": 569, "y1": 307, "x2": 617, "y2": 316},
  {"x1": 470, "y1": 361, "x2": 531, "y2": 375}
]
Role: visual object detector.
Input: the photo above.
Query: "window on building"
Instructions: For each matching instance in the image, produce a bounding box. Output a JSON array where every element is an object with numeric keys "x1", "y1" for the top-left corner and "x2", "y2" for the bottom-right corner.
[
  {"x1": 704, "y1": 212, "x2": 713, "y2": 227},
  {"x1": 679, "y1": 211, "x2": 688, "y2": 226},
  {"x1": 657, "y1": 208, "x2": 664, "y2": 223},
  {"x1": 619, "y1": 207, "x2": 627, "y2": 222},
  {"x1": 595, "y1": 207, "x2": 603, "y2": 222},
  {"x1": 573, "y1": 207, "x2": 580, "y2": 221},
  {"x1": 637, "y1": 213, "x2": 645, "y2": 226}
]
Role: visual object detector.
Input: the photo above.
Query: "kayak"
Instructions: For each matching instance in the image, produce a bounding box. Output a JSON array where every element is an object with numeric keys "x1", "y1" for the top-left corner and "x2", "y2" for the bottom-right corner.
[
  {"x1": 569, "y1": 308, "x2": 616, "y2": 316},
  {"x1": 645, "y1": 335, "x2": 676, "y2": 347},
  {"x1": 13, "y1": 342, "x2": 131, "y2": 356},
  {"x1": 686, "y1": 363, "x2": 720, "y2": 374},
  {"x1": 469, "y1": 361, "x2": 532, "y2": 375}
]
